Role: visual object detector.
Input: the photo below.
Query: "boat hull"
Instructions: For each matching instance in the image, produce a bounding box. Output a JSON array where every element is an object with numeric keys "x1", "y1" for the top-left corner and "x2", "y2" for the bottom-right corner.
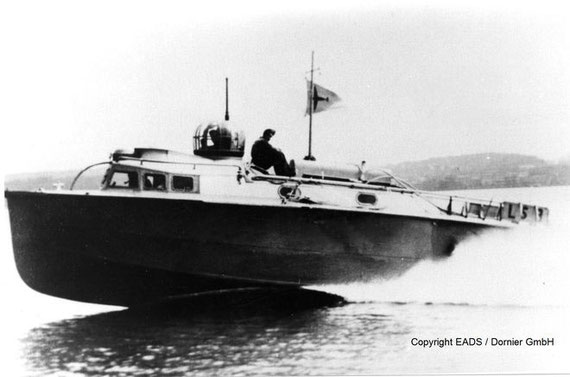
[{"x1": 5, "y1": 191, "x2": 491, "y2": 306}]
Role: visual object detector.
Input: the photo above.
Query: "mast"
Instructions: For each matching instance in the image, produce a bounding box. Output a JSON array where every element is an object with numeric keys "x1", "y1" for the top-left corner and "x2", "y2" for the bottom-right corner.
[
  {"x1": 304, "y1": 51, "x2": 316, "y2": 161},
  {"x1": 224, "y1": 77, "x2": 230, "y2": 121}
]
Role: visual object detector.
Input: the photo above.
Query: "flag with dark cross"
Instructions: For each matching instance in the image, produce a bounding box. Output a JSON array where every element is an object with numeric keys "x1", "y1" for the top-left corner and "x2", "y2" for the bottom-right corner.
[{"x1": 305, "y1": 81, "x2": 341, "y2": 115}]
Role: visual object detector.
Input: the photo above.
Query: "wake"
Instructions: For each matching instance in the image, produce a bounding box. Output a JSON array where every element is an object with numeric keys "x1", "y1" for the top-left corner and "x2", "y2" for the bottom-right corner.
[{"x1": 312, "y1": 206, "x2": 570, "y2": 307}]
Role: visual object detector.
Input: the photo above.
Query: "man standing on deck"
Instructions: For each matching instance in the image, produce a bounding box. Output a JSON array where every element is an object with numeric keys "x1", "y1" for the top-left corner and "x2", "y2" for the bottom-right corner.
[{"x1": 251, "y1": 129, "x2": 296, "y2": 176}]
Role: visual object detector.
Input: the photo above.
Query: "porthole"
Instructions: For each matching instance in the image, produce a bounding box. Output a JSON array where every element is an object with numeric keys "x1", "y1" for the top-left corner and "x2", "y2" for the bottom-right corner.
[{"x1": 357, "y1": 192, "x2": 377, "y2": 206}]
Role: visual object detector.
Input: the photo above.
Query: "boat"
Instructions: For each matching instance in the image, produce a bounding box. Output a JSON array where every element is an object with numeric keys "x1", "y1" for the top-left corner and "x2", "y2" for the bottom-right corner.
[
  {"x1": 4, "y1": 71, "x2": 549, "y2": 307},
  {"x1": 4, "y1": 124, "x2": 550, "y2": 307}
]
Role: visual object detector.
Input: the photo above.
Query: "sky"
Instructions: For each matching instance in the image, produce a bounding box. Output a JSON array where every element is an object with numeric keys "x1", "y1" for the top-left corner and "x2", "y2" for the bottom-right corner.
[{"x1": 1, "y1": 0, "x2": 570, "y2": 175}]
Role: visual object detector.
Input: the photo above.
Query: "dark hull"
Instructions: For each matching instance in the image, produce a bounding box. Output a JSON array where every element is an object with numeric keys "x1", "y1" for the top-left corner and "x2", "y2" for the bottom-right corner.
[{"x1": 5, "y1": 191, "x2": 491, "y2": 306}]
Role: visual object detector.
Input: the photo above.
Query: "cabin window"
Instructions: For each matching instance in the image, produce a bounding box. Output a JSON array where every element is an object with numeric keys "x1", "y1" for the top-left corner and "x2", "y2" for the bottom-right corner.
[
  {"x1": 172, "y1": 176, "x2": 196, "y2": 192},
  {"x1": 143, "y1": 173, "x2": 166, "y2": 191},
  {"x1": 109, "y1": 171, "x2": 139, "y2": 189},
  {"x1": 357, "y1": 192, "x2": 377, "y2": 205}
]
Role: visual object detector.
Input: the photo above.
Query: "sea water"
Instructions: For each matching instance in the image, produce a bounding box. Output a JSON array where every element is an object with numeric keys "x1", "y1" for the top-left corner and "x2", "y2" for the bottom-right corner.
[{"x1": 1, "y1": 186, "x2": 569, "y2": 376}]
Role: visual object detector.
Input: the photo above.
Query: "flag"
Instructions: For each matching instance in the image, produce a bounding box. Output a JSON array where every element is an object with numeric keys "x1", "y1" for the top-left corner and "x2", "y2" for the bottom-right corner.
[{"x1": 305, "y1": 81, "x2": 341, "y2": 115}]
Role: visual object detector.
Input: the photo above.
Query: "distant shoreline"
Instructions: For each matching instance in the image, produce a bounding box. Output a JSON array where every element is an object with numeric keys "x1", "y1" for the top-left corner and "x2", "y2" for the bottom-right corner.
[{"x1": 5, "y1": 153, "x2": 570, "y2": 192}]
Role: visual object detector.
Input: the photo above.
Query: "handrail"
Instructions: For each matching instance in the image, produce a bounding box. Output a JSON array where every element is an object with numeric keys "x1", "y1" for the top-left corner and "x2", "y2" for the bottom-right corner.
[
  {"x1": 114, "y1": 156, "x2": 243, "y2": 170},
  {"x1": 364, "y1": 169, "x2": 452, "y2": 213},
  {"x1": 366, "y1": 169, "x2": 418, "y2": 191},
  {"x1": 70, "y1": 158, "x2": 244, "y2": 190},
  {"x1": 70, "y1": 161, "x2": 112, "y2": 190},
  {"x1": 251, "y1": 174, "x2": 418, "y2": 194}
]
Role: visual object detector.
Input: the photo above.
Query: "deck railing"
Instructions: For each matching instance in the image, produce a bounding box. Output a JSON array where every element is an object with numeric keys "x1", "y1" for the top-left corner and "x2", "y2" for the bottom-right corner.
[
  {"x1": 249, "y1": 172, "x2": 549, "y2": 224},
  {"x1": 69, "y1": 157, "x2": 549, "y2": 225}
]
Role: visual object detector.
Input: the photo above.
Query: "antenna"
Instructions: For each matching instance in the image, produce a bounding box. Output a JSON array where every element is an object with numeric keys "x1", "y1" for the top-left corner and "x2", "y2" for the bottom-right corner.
[{"x1": 224, "y1": 77, "x2": 230, "y2": 121}]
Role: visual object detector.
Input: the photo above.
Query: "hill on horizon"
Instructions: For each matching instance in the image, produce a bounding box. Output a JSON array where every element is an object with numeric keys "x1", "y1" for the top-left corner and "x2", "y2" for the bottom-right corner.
[{"x1": 387, "y1": 153, "x2": 570, "y2": 190}]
